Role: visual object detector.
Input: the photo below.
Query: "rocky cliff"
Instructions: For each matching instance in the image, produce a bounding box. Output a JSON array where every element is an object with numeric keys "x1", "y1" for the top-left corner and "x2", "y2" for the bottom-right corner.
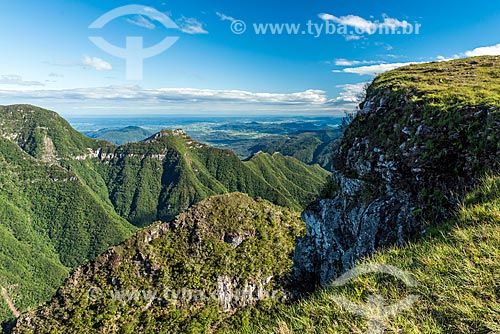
[{"x1": 295, "y1": 56, "x2": 500, "y2": 286}]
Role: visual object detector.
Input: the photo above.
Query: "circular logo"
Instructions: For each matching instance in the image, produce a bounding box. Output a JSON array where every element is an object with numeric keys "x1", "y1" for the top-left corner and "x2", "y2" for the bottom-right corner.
[{"x1": 231, "y1": 20, "x2": 247, "y2": 35}]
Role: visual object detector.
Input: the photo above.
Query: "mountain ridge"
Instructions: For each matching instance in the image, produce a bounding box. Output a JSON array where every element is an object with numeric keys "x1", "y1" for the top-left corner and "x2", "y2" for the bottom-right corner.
[
  {"x1": 296, "y1": 55, "x2": 500, "y2": 285},
  {"x1": 0, "y1": 104, "x2": 329, "y2": 325},
  {"x1": 9, "y1": 56, "x2": 500, "y2": 334}
]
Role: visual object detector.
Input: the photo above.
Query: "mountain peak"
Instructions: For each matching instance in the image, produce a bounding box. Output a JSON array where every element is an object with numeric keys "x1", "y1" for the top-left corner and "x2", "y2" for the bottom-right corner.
[
  {"x1": 0, "y1": 104, "x2": 102, "y2": 159},
  {"x1": 144, "y1": 128, "x2": 188, "y2": 142}
]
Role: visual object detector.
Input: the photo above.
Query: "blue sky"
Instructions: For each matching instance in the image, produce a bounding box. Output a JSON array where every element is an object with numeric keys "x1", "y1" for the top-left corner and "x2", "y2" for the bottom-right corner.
[{"x1": 1, "y1": 0, "x2": 500, "y2": 116}]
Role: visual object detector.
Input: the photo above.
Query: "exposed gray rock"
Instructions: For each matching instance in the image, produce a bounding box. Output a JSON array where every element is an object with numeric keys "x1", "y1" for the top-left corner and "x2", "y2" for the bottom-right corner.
[
  {"x1": 294, "y1": 63, "x2": 500, "y2": 290},
  {"x1": 294, "y1": 173, "x2": 419, "y2": 287},
  {"x1": 359, "y1": 100, "x2": 374, "y2": 116},
  {"x1": 293, "y1": 93, "x2": 499, "y2": 289},
  {"x1": 216, "y1": 275, "x2": 275, "y2": 311}
]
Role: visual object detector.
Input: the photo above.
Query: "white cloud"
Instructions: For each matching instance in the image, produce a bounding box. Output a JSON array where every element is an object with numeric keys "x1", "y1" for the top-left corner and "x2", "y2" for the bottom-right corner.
[
  {"x1": 216, "y1": 12, "x2": 236, "y2": 23},
  {"x1": 465, "y1": 43, "x2": 500, "y2": 57},
  {"x1": 334, "y1": 59, "x2": 380, "y2": 66},
  {"x1": 318, "y1": 13, "x2": 411, "y2": 34},
  {"x1": 329, "y1": 82, "x2": 369, "y2": 105},
  {"x1": 331, "y1": 54, "x2": 463, "y2": 76},
  {"x1": 82, "y1": 55, "x2": 113, "y2": 71},
  {"x1": 142, "y1": 7, "x2": 177, "y2": 28},
  {"x1": 335, "y1": 59, "x2": 359, "y2": 66},
  {"x1": 0, "y1": 86, "x2": 327, "y2": 106},
  {"x1": 344, "y1": 35, "x2": 362, "y2": 41},
  {"x1": 379, "y1": 14, "x2": 411, "y2": 30},
  {"x1": 126, "y1": 15, "x2": 156, "y2": 29},
  {"x1": 177, "y1": 17, "x2": 208, "y2": 34},
  {"x1": 319, "y1": 13, "x2": 376, "y2": 33},
  {"x1": 339, "y1": 62, "x2": 419, "y2": 75},
  {"x1": 0, "y1": 75, "x2": 44, "y2": 86},
  {"x1": 436, "y1": 55, "x2": 460, "y2": 62}
]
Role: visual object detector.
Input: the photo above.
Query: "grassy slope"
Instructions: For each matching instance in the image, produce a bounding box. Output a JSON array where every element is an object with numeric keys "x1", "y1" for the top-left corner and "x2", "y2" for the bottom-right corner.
[
  {"x1": 5, "y1": 57, "x2": 500, "y2": 333},
  {"x1": 0, "y1": 138, "x2": 135, "y2": 266},
  {"x1": 228, "y1": 56, "x2": 500, "y2": 334},
  {"x1": 0, "y1": 105, "x2": 330, "y2": 228},
  {"x1": 247, "y1": 130, "x2": 341, "y2": 170},
  {"x1": 11, "y1": 194, "x2": 304, "y2": 334},
  {"x1": 0, "y1": 105, "x2": 329, "y2": 328},
  {"x1": 370, "y1": 56, "x2": 500, "y2": 110},
  {"x1": 245, "y1": 152, "x2": 330, "y2": 207},
  {"x1": 356, "y1": 56, "x2": 500, "y2": 175},
  {"x1": 232, "y1": 174, "x2": 500, "y2": 334},
  {"x1": 0, "y1": 104, "x2": 329, "y2": 228},
  {"x1": 9, "y1": 172, "x2": 500, "y2": 334},
  {"x1": 0, "y1": 105, "x2": 110, "y2": 158}
]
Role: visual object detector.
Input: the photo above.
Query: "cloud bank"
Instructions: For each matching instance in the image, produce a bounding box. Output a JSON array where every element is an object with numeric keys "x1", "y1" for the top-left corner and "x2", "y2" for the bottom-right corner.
[
  {"x1": 0, "y1": 86, "x2": 324, "y2": 104},
  {"x1": 82, "y1": 55, "x2": 113, "y2": 71}
]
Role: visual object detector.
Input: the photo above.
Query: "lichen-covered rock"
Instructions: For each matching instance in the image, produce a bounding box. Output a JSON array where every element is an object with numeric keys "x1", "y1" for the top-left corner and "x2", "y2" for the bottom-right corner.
[{"x1": 294, "y1": 171, "x2": 420, "y2": 287}]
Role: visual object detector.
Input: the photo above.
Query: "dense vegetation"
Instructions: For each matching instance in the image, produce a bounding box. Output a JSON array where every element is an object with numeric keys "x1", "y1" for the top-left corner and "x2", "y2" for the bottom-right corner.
[
  {"x1": 336, "y1": 56, "x2": 500, "y2": 221},
  {"x1": 0, "y1": 136, "x2": 135, "y2": 329},
  {"x1": 5, "y1": 57, "x2": 500, "y2": 333},
  {"x1": 9, "y1": 155, "x2": 500, "y2": 334},
  {"x1": 245, "y1": 151, "x2": 330, "y2": 206},
  {"x1": 0, "y1": 105, "x2": 111, "y2": 159},
  {"x1": 245, "y1": 130, "x2": 340, "y2": 170},
  {"x1": 84, "y1": 129, "x2": 330, "y2": 226},
  {"x1": 248, "y1": 56, "x2": 500, "y2": 333},
  {"x1": 83, "y1": 126, "x2": 155, "y2": 145},
  {"x1": 12, "y1": 194, "x2": 304, "y2": 333},
  {"x1": 0, "y1": 105, "x2": 329, "y2": 327},
  {"x1": 79, "y1": 121, "x2": 341, "y2": 170}
]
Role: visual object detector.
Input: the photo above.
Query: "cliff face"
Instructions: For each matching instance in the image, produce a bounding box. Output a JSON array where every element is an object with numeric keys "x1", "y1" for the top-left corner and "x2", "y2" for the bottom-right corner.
[
  {"x1": 0, "y1": 105, "x2": 329, "y2": 326},
  {"x1": 295, "y1": 56, "x2": 500, "y2": 286},
  {"x1": 294, "y1": 174, "x2": 419, "y2": 287}
]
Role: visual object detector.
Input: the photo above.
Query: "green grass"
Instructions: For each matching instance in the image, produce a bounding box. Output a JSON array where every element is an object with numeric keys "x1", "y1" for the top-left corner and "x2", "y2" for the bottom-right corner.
[
  {"x1": 369, "y1": 56, "x2": 500, "y2": 111},
  {"x1": 243, "y1": 130, "x2": 341, "y2": 170},
  {"x1": 0, "y1": 105, "x2": 113, "y2": 159},
  {"x1": 335, "y1": 56, "x2": 500, "y2": 222},
  {"x1": 5, "y1": 57, "x2": 500, "y2": 333},
  {"x1": 9, "y1": 177, "x2": 500, "y2": 334},
  {"x1": 0, "y1": 105, "x2": 329, "y2": 327},
  {"x1": 85, "y1": 126, "x2": 155, "y2": 145},
  {"x1": 229, "y1": 174, "x2": 500, "y2": 333},
  {"x1": 246, "y1": 152, "x2": 330, "y2": 207}
]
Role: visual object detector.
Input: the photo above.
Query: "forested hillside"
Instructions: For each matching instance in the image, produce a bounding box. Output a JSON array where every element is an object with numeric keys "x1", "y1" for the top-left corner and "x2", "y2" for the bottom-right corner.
[{"x1": 0, "y1": 105, "x2": 329, "y2": 327}]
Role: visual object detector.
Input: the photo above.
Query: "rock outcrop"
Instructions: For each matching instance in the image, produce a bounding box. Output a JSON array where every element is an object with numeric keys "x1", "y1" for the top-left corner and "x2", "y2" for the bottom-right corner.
[
  {"x1": 294, "y1": 172, "x2": 420, "y2": 287},
  {"x1": 295, "y1": 56, "x2": 500, "y2": 286},
  {"x1": 12, "y1": 193, "x2": 303, "y2": 333}
]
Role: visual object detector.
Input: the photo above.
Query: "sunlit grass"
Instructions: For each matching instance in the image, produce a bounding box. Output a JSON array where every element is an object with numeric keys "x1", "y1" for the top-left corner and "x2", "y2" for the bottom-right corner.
[{"x1": 231, "y1": 174, "x2": 500, "y2": 333}]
